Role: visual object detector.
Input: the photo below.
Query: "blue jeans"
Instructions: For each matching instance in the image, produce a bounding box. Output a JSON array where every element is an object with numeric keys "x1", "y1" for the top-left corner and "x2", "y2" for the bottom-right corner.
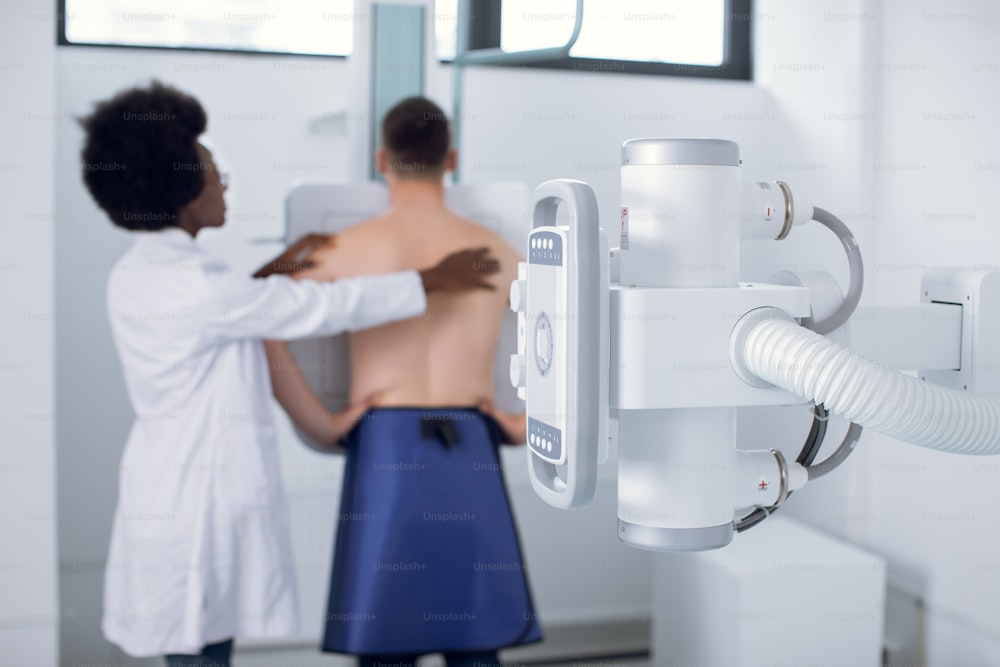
[
  {"x1": 359, "y1": 651, "x2": 500, "y2": 667},
  {"x1": 164, "y1": 638, "x2": 233, "y2": 667}
]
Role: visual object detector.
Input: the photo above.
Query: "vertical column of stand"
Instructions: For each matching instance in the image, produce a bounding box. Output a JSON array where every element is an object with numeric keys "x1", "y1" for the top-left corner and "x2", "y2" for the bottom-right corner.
[{"x1": 617, "y1": 139, "x2": 742, "y2": 551}]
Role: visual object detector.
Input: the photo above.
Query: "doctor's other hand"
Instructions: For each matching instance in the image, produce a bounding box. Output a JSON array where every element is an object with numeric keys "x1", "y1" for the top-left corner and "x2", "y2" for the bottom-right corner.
[
  {"x1": 253, "y1": 233, "x2": 336, "y2": 279},
  {"x1": 419, "y1": 247, "x2": 499, "y2": 294},
  {"x1": 478, "y1": 400, "x2": 527, "y2": 445}
]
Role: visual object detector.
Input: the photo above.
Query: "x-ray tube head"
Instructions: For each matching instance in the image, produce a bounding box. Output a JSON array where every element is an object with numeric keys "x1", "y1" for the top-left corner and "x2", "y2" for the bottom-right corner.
[
  {"x1": 619, "y1": 138, "x2": 742, "y2": 288},
  {"x1": 617, "y1": 408, "x2": 737, "y2": 551},
  {"x1": 614, "y1": 138, "x2": 744, "y2": 550}
]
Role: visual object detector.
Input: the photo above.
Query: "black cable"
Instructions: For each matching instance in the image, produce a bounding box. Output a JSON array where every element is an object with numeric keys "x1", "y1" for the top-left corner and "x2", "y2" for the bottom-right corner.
[
  {"x1": 798, "y1": 404, "x2": 828, "y2": 466},
  {"x1": 735, "y1": 410, "x2": 865, "y2": 533},
  {"x1": 807, "y1": 422, "x2": 864, "y2": 480},
  {"x1": 734, "y1": 404, "x2": 828, "y2": 533}
]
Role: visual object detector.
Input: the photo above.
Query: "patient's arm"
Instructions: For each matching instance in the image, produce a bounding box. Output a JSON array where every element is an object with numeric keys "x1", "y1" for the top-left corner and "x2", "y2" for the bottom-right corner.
[{"x1": 263, "y1": 339, "x2": 373, "y2": 450}]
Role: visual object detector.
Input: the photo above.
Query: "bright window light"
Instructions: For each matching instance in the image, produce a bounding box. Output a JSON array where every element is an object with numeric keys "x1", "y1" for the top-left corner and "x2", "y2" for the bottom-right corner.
[
  {"x1": 435, "y1": 0, "x2": 460, "y2": 61},
  {"x1": 64, "y1": 0, "x2": 356, "y2": 55},
  {"x1": 63, "y1": 0, "x2": 728, "y2": 69},
  {"x1": 500, "y1": 0, "x2": 725, "y2": 65}
]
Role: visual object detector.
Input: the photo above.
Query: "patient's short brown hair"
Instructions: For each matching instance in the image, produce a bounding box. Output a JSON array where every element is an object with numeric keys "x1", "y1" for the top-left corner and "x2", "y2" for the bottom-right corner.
[{"x1": 380, "y1": 96, "x2": 450, "y2": 180}]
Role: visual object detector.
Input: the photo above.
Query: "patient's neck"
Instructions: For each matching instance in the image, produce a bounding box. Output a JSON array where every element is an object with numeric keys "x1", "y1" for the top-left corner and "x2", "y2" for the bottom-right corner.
[{"x1": 387, "y1": 178, "x2": 446, "y2": 212}]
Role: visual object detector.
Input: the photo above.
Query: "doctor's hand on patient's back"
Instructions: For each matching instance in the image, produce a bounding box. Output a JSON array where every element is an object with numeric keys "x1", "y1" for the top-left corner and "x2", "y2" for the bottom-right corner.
[
  {"x1": 253, "y1": 233, "x2": 336, "y2": 279},
  {"x1": 419, "y1": 247, "x2": 500, "y2": 294}
]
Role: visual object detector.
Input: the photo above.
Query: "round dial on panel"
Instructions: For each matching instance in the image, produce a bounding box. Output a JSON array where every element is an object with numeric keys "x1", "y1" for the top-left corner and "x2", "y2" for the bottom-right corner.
[{"x1": 534, "y1": 311, "x2": 554, "y2": 377}]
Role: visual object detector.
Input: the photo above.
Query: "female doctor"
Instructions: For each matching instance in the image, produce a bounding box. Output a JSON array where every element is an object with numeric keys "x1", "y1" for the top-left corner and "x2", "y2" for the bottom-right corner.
[{"x1": 79, "y1": 82, "x2": 498, "y2": 666}]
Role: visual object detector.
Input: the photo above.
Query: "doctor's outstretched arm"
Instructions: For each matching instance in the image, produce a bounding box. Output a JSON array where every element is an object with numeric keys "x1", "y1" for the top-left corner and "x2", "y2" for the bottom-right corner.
[{"x1": 198, "y1": 246, "x2": 500, "y2": 343}]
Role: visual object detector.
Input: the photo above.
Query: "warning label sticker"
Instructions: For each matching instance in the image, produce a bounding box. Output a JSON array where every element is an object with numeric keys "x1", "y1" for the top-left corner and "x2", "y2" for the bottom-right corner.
[{"x1": 620, "y1": 207, "x2": 629, "y2": 250}]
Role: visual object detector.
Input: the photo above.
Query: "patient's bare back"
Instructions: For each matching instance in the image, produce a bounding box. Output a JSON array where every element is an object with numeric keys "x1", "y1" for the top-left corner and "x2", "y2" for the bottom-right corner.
[{"x1": 300, "y1": 208, "x2": 520, "y2": 407}]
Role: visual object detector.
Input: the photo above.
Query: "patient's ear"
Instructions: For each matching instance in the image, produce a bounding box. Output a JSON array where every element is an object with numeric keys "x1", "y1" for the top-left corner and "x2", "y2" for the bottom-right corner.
[
  {"x1": 375, "y1": 149, "x2": 388, "y2": 174},
  {"x1": 444, "y1": 148, "x2": 457, "y2": 173}
]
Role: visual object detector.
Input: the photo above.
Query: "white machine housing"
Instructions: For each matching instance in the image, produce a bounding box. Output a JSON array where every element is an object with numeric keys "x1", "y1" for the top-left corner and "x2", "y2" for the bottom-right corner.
[{"x1": 510, "y1": 180, "x2": 609, "y2": 509}]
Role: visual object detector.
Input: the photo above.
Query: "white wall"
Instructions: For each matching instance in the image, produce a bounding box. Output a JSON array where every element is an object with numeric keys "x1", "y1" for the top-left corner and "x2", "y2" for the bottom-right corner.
[
  {"x1": 0, "y1": 1, "x2": 59, "y2": 665},
  {"x1": 866, "y1": 1, "x2": 1000, "y2": 664},
  {"x1": 701, "y1": 1, "x2": 1000, "y2": 664}
]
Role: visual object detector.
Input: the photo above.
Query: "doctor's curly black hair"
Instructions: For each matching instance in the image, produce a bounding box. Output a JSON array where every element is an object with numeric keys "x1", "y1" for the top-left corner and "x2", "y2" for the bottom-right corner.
[{"x1": 79, "y1": 81, "x2": 208, "y2": 231}]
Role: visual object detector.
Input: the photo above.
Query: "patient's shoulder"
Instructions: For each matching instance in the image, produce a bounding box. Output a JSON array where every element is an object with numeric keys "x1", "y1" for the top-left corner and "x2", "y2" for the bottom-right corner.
[
  {"x1": 452, "y1": 214, "x2": 521, "y2": 257},
  {"x1": 297, "y1": 215, "x2": 400, "y2": 280},
  {"x1": 341, "y1": 212, "x2": 392, "y2": 238}
]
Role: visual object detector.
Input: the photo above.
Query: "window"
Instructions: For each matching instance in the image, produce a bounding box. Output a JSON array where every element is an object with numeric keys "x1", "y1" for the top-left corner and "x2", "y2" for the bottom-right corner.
[
  {"x1": 59, "y1": 0, "x2": 357, "y2": 56},
  {"x1": 448, "y1": 0, "x2": 752, "y2": 80},
  {"x1": 58, "y1": 0, "x2": 749, "y2": 77},
  {"x1": 435, "y1": 0, "x2": 461, "y2": 61}
]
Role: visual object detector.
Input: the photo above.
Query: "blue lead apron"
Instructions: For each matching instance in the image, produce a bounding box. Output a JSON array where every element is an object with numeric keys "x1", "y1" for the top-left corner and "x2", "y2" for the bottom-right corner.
[{"x1": 321, "y1": 407, "x2": 543, "y2": 655}]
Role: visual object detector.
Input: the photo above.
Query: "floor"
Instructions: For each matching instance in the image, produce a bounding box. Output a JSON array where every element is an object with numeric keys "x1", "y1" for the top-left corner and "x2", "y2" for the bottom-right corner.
[
  {"x1": 520, "y1": 657, "x2": 650, "y2": 667},
  {"x1": 231, "y1": 620, "x2": 653, "y2": 667},
  {"x1": 232, "y1": 652, "x2": 653, "y2": 667}
]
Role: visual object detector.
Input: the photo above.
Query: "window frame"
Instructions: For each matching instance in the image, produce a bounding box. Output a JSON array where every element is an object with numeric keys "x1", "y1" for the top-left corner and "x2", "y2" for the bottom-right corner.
[
  {"x1": 460, "y1": 0, "x2": 753, "y2": 80},
  {"x1": 54, "y1": 0, "x2": 350, "y2": 58}
]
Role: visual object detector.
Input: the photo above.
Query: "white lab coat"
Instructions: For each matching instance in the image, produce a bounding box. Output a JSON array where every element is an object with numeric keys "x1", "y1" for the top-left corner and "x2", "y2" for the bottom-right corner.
[{"x1": 101, "y1": 227, "x2": 425, "y2": 657}]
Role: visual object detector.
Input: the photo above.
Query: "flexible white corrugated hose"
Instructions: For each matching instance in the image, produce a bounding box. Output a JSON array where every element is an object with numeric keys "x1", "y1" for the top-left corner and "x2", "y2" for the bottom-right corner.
[{"x1": 744, "y1": 318, "x2": 1000, "y2": 454}]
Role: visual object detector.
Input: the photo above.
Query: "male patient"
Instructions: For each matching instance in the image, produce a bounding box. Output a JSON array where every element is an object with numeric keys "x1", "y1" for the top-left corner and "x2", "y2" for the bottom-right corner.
[{"x1": 264, "y1": 97, "x2": 539, "y2": 666}]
